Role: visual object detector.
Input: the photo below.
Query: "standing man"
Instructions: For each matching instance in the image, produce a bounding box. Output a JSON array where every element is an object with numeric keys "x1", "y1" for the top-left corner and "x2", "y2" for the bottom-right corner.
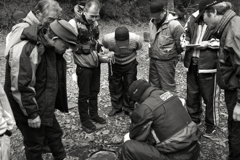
[
  {"x1": 198, "y1": 0, "x2": 240, "y2": 159},
  {"x1": 4, "y1": 0, "x2": 62, "y2": 57},
  {"x1": 148, "y1": 0, "x2": 184, "y2": 92},
  {"x1": 4, "y1": 20, "x2": 77, "y2": 160},
  {"x1": 102, "y1": 26, "x2": 143, "y2": 116},
  {"x1": 68, "y1": 0, "x2": 106, "y2": 133},
  {"x1": 180, "y1": 10, "x2": 220, "y2": 137},
  {"x1": 119, "y1": 80, "x2": 200, "y2": 160}
]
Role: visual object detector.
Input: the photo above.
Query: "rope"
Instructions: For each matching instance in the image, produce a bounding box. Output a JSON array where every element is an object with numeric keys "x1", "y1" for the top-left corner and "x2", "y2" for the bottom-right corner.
[{"x1": 109, "y1": 52, "x2": 115, "y2": 76}]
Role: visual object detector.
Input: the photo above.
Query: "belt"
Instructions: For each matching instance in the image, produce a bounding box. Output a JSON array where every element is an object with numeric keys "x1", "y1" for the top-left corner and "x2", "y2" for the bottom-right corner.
[{"x1": 0, "y1": 130, "x2": 12, "y2": 137}]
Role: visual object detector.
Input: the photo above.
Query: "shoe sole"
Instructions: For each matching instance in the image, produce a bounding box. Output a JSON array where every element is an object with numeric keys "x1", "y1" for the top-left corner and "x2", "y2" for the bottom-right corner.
[
  {"x1": 203, "y1": 130, "x2": 216, "y2": 138},
  {"x1": 81, "y1": 126, "x2": 96, "y2": 134},
  {"x1": 108, "y1": 111, "x2": 122, "y2": 117},
  {"x1": 90, "y1": 120, "x2": 107, "y2": 124}
]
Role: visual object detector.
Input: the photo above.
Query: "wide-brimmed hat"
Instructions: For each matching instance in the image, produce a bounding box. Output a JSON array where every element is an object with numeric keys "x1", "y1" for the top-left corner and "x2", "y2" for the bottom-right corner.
[
  {"x1": 50, "y1": 20, "x2": 78, "y2": 50},
  {"x1": 195, "y1": 0, "x2": 223, "y2": 22}
]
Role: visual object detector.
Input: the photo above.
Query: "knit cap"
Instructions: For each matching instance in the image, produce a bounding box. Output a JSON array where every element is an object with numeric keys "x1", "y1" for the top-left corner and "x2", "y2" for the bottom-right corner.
[{"x1": 115, "y1": 26, "x2": 129, "y2": 47}]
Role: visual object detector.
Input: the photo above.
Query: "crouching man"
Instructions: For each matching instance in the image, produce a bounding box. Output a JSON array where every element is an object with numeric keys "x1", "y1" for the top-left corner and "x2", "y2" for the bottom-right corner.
[{"x1": 119, "y1": 80, "x2": 200, "y2": 160}]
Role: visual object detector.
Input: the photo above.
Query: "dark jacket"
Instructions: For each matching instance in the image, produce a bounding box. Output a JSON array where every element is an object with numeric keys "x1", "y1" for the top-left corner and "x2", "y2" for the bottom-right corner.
[
  {"x1": 69, "y1": 14, "x2": 100, "y2": 68},
  {"x1": 4, "y1": 25, "x2": 68, "y2": 126},
  {"x1": 183, "y1": 11, "x2": 218, "y2": 72},
  {"x1": 212, "y1": 10, "x2": 240, "y2": 93},
  {"x1": 149, "y1": 12, "x2": 184, "y2": 60},
  {"x1": 129, "y1": 86, "x2": 199, "y2": 153}
]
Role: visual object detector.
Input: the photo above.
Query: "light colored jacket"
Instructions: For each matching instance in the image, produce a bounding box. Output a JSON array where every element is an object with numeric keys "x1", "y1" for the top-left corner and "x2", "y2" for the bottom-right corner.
[
  {"x1": 0, "y1": 84, "x2": 15, "y2": 135},
  {"x1": 4, "y1": 11, "x2": 40, "y2": 57},
  {"x1": 102, "y1": 32, "x2": 143, "y2": 65}
]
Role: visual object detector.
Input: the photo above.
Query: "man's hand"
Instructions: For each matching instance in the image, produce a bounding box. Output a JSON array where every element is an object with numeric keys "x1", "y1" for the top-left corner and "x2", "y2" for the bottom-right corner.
[
  {"x1": 28, "y1": 116, "x2": 41, "y2": 128},
  {"x1": 195, "y1": 41, "x2": 208, "y2": 50},
  {"x1": 233, "y1": 103, "x2": 240, "y2": 121}
]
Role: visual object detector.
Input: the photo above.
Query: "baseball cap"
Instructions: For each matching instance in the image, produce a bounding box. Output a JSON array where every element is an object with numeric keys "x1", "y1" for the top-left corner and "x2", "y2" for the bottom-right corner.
[
  {"x1": 150, "y1": 1, "x2": 165, "y2": 19},
  {"x1": 195, "y1": 0, "x2": 223, "y2": 22},
  {"x1": 50, "y1": 20, "x2": 77, "y2": 50},
  {"x1": 129, "y1": 79, "x2": 151, "y2": 102},
  {"x1": 115, "y1": 26, "x2": 129, "y2": 47}
]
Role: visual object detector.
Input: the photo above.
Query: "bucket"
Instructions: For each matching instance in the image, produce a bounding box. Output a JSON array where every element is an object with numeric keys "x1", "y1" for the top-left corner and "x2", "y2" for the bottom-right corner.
[{"x1": 87, "y1": 149, "x2": 118, "y2": 160}]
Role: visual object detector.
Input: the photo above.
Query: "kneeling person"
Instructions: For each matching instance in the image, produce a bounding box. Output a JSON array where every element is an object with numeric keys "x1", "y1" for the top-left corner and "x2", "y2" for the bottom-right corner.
[{"x1": 119, "y1": 80, "x2": 200, "y2": 160}]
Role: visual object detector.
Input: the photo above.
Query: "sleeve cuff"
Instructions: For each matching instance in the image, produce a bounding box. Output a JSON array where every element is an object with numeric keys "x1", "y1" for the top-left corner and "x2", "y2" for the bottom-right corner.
[
  {"x1": 237, "y1": 89, "x2": 240, "y2": 104},
  {"x1": 29, "y1": 112, "x2": 38, "y2": 119}
]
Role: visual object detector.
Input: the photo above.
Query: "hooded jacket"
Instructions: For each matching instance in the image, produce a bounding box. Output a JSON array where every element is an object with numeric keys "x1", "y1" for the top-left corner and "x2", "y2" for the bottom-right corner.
[
  {"x1": 69, "y1": 12, "x2": 100, "y2": 68},
  {"x1": 4, "y1": 25, "x2": 68, "y2": 126},
  {"x1": 4, "y1": 11, "x2": 40, "y2": 57},
  {"x1": 102, "y1": 32, "x2": 143, "y2": 65},
  {"x1": 149, "y1": 12, "x2": 184, "y2": 60},
  {"x1": 129, "y1": 86, "x2": 199, "y2": 153}
]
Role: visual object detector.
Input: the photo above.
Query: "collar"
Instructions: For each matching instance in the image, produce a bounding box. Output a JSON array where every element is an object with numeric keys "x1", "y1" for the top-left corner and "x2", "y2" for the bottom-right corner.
[
  {"x1": 139, "y1": 86, "x2": 158, "y2": 103},
  {"x1": 23, "y1": 11, "x2": 41, "y2": 25}
]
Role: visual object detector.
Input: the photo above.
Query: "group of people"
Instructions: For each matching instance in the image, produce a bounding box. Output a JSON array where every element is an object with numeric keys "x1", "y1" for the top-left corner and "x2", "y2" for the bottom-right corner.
[{"x1": 0, "y1": 0, "x2": 240, "y2": 159}]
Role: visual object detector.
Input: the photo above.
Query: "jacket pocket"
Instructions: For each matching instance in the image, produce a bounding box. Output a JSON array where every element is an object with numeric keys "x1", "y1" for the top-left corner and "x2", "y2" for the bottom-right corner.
[
  {"x1": 158, "y1": 35, "x2": 174, "y2": 52},
  {"x1": 216, "y1": 62, "x2": 239, "y2": 90}
]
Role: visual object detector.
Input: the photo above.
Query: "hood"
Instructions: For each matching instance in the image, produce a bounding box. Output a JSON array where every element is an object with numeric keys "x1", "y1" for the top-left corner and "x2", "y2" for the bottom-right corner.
[
  {"x1": 75, "y1": 12, "x2": 98, "y2": 28},
  {"x1": 139, "y1": 86, "x2": 158, "y2": 103},
  {"x1": 164, "y1": 11, "x2": 179, "y2": 24},
  {"x1": 23, "y1": 11, "x2": 41, "y2": 26},
  {"x1": 4, "y1": 11, "x2": 40, "y2": 57}
]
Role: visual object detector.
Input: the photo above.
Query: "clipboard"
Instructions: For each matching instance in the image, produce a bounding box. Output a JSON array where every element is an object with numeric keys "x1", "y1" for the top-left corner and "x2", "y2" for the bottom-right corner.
[{"x1": 186, "y1": 44, "x2": 200, "y2": 47}]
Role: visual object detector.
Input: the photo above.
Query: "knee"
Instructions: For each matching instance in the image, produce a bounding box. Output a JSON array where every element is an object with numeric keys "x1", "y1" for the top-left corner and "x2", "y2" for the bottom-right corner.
[{"x1": 122, "y1": 140, "x2": 136, "y2": 153}]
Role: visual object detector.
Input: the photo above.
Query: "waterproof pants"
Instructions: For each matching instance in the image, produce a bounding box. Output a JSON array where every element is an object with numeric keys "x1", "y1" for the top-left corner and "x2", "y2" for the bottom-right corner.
[
  {"x1": 16, "y1": 115, "x2": 66, "y2": 160},
  {"x1": 76, "y1": 66, "x2": 100, "y2": 122},
  {"x1": 225, "y1": 89, "x2": 240, "y2": 160},
  {"x1": 119, "y1": 140, "x2": 200, "y2": 160},
  {"x1": 149, "y1": 58, "x2": 178, "y2": 92},
  {"x1": 186, "y1": 62, "x2": 220, "y2": 127},
  {"x1": 108, "y1": 60, "x2": 138, "y2": 111}
]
